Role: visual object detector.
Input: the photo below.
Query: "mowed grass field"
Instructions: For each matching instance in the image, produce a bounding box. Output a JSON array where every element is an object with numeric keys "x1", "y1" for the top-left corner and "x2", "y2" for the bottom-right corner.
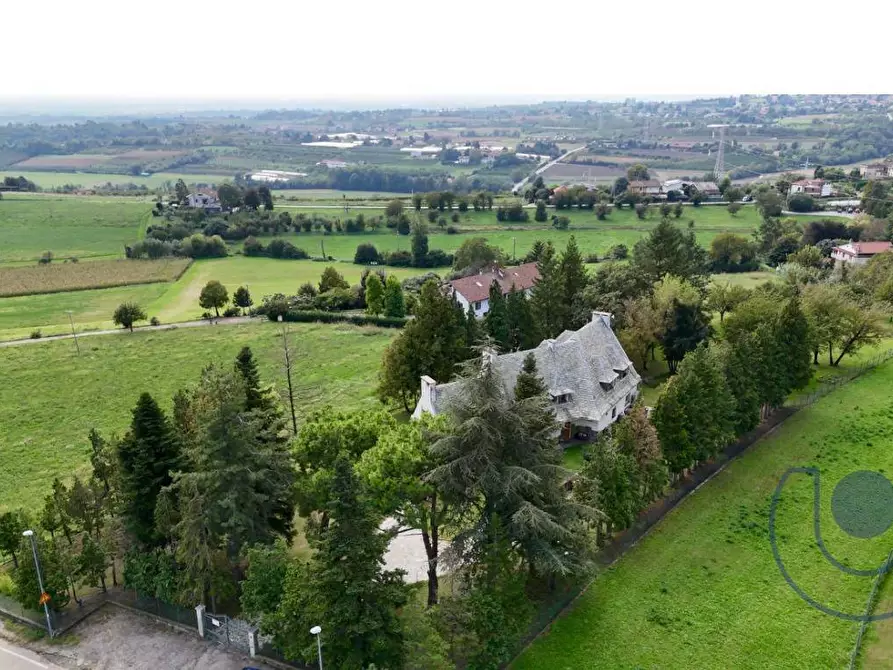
[
  {"x1": 0, "y1": 193, "x2": 151, "y2": 262},
  {"x1": 0, "y1": 258, "x2": 191, "y2": 297},
  {"x1": 514, "y1": 362, "x2": 893, "y2": 670},
  {"x1": 0, "y1": 170, "x2": 230, "y2": 190},
  {"x1": 0, "y1": 258, "x2": 431, "y2": 340},
  {"x1": 0, "y1": 320, "x2": 397, "y2": 511}
]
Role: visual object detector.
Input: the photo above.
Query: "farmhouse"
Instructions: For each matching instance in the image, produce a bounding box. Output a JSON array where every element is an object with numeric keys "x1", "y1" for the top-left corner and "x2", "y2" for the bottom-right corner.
[
  {"x1": 686, "y1": 181, "x2": 721, "y2": 198},
  {"x1": 860, "y1": 163, "x2": 893, "y2": 179},
  {"x1": 412, "y1": 312, "x2": 641, "y2": 441},
  {"x1": 831, "y1": 241, "x2": 893, "y2": 266},
  {"x1": 627, "y1": 180, "x2": 663, "y2": 197},
  {"x1": 185, "y1": 192, "x2": 222, "y2": 212},
  {"x1": 789, "y1": 179, "x2": 831, "y2": 197},
  {"x1": 400, "y1": 146, "x2": 441, "y2": 159},
  {"x1": 448, "y1": 263, "x2": 539, "y2": 318}
]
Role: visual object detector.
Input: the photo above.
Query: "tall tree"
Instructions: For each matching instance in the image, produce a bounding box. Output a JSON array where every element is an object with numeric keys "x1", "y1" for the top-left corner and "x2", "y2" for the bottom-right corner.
[
  {"x1": 652, "y1": 345, "x2": 735, "y2": 474},
  {"x1": 558, "y1": 235, "x2": 589, "y2": 331},
  {"x1": 378, "y1": 281, "x2": 466, "y2": 411},
  {"x1": 484, "y1": 281, "x2": 510, "y2": 350},
  {"x1": 613, "y1": 403, "x2": 667, "y2": 504},
  {"x1": 268, "y1": 460, "x2": 408, "y2": 669},
  {"x1": 235, "y1": 346, "x2": 264, "y2": 411},
  {"x1": 174, "y1": 178, "x2": 189, "y2": 204},
  {"x1": 412, "y1": 223, "x2": 430, "y2": 268},
  {"x1": 660, "y1": 300, "x2": 711, "y2": 374},
  {"x1": 514, "y1": 352, "x2": 547, "y2": 400},
  {"x1": 632, "y1": 218, "x2": 709, "y2": 288},
  {"x1": 365, "y1": 272, "x2": 385, "y2": 315},
  {"x1": 357, "y1": 417, "x2": 450, "y2": 606},
  {"x1": 428, "y1": 354, "x2": 594, "y2": 578},
  {"x1": 505, "y1": 288, "x2": 538, "y2": 351},
  {"x1": 0, "y1": 510, "x2": 27, "y2": 568},
  {"x1": 618, "y1": 295, "x2": 663, "y2": 371},
  {"x1": 529, "y1": 242, "x2": 564, "y2": 339},
  {"x1": 576, "y1": 434, "x2": 642, "y2": 543},
  {"x1": 383, "y1": 275, "x2": 406, "y2": 318},
  {"x1": 318, "y1": 266, "x2": 349, "y2": 293},
  {"x1": 113, "y1": 302, "x2": 147, "y2": 332},
  {"x1": 117, "y1": 393, "x2": 180, "y2": 546},
  {"x1": 233, "y1": 286, "x2": 253, "y2": 315}
]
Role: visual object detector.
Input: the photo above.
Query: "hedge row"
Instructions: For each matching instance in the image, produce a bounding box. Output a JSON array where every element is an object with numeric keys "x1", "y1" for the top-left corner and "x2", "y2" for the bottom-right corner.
[{"x1": 268, "y1": 310, "x2": 407, "y2": 329}]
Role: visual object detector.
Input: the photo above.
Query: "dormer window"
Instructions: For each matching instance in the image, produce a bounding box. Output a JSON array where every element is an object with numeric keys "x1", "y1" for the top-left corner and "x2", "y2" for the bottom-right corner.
[
  {"x1": 600, "y1": 380, "x2": 615, "y2": 391},
  {"x1": 550, "y1": 392, "x2": 572, "y2": 405}
]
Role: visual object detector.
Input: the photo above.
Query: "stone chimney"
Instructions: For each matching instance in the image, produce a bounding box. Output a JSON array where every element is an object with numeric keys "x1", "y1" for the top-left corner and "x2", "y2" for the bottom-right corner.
[
  {"x1": 420, "y1": 376, "x2": 437, "y2": 411},
  {"x1": 592, "y1": 311, "x2": 613, "y2": 329}
]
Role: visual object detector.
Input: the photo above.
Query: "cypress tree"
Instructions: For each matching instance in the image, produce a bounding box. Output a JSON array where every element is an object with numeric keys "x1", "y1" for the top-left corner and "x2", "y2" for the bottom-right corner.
[
  {"x1": 465, "y1": 302, "x2": 482, "y2": 350},
  {"x1": 365, "y1": 273, "x2": 385, "y2": 315},
  {"x1": 485, "y1": 280, "x2": 510, "y2": 350},
  {"x1": 117, "y1": 393, "x2": 180, "y2": 546},
  {"x1": 529, "y1": 242, "x2": 564, "y2": 339},
  {"x1": 514, "y1": 353, "x2": 547, "y2": 400},
  {"x1": 235, "y1": 346, "x2": 264, "y2": 411},
  {"x1": 775, "y1": 296, "x2": 813, "y2": 394},
  {"x1": 383, "y1": 275, "x2": 405, "y2": 318},
  {"x1": 506, "y1": 287, "x2": 538, "y2": 351},
  {"x1": 558, "y1": 235, "x2": 589, "y2": 331}
]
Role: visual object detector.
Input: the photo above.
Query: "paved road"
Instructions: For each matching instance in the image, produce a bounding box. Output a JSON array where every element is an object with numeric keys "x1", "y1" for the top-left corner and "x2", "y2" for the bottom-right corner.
[
  {"x1": 512, "y1": 145, "x2": 587, "y2": 194},
  {"x1": 0, "y1": 639, "x2": 60, "y2": 670},
  {"x1": 0, "y1": 316, "x2": 253, "y2": 348}
]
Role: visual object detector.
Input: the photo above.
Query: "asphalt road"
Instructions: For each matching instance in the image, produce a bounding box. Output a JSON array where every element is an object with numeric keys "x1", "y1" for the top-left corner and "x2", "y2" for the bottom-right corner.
[
  {"x1": 0, "y1": 638, "x2": 59, "y2": 670},
  {"x1": 511, "y1": 146, "x2": 587, "y2": 194}
]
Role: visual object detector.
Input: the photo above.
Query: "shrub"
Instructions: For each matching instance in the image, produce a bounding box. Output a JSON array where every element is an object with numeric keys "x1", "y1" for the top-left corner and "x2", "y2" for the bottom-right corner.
[
  {"x1": 223, "y1": 306, "x2": 241, "y2": 317},
  {"x1": 267, "y1": 239, "x2": 308, "y2": 260},
  {"x1": 313, "y1": 288, "x2": 356, "y2": 312},
  {"x1": 150, "y1": 316, "x2": 160, "y2": 326},
  {"x1": 354, "y1": 243, "x2": 380, "y2": 264},
  {"x1": 397, "y1": 217, "x2": 412, "y2": 235},
  {"x1": 271, "y1": 309, "x2": 407, "y2": 328},
  {"x1": 446, "y1": 225, "x2": 459, "y2": 234},
  {"x1": 609, "y1": 244, "x2": 629, "y2": 260},
  {"x1": 30, "y1": 329, "x2": 42, "y2": 339},
  {"x1": 552, "y1": 215, "x2": 570, "y2": 230},
  {"x1": 425, "y1": 249, "x2": 453, "y2": 267},
  {"x1": 788, "y1": 193, "x2": 817, "y2": 213},
  {"x1": 382, "y1": 250, "x2": 413, "y2": 267},
  {"x1": 39, "y1": 251, "x2": 54, "y2": 265},
  {"x1": 585, "y1": 253, "x2": 600, "y2": 263},
  {"x1": 451, "y1": 213, "x2": 460, "y2": 223},
  {"x1": 0, "y1": 572, "x2": 14, "y2": 597},
  {"x1": 243, "y1": 236, "x2": 265, "y2": 256}
]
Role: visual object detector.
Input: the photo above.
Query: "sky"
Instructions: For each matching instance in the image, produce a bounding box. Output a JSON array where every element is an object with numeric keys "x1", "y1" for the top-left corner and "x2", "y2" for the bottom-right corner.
[{"x1": 3, "y1": 0, "x2": 892, "y2": 112}]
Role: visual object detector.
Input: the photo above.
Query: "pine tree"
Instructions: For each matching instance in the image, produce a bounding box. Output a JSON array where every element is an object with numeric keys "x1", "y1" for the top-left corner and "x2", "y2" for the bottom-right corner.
[
  {"x1": 613, "y1": 404, "x2": 668, "y2": 503},
  {"x1": 529, "y1": 242, "x2": 564, "y2": 339},
  {"x1": 365, "y1": 272, "x2": 385, "y2": 315},
  {"x1": 428, "y1": 354, "x2": 593, "y2": 577},
  {"x1": 577, "y1": 433, "x2": 642, "y2": 541},
  {"x1": 505, "y1": 288, "x2": 538, "y2": 351},
  {"x1": 465, "y1": 302, "x2": 482, "y2": 350},
  {"x1": 514, "y1": 353, "x2": 547, "y2": 400},
  {"x1": 484, "y1": 280, "x2": 510, "y2": 350},
  {"x1": 660, "y1": 300, "x2": 711, "y2": 374},
  {"x1": 270, "y1": 459, "x2": 408, "y2": 669},
  {"x1": 558, "y1": 235, "x2": 589, "y2": 331},
  {"x1": 412, "y1": 223, "x2": 430, "y2": 268},
  {"x1": 117, "y1": 393, "x2": 180, "y2": 546},
  {"x1": 235, "y1": 346, "x2": 264, "y2": 410},
  {"x1": 775, "y1": 296, "x2": 813, "y2": 393},
  {"x1": 383, "y1": 275, "x2": 406, "y2": 318}
]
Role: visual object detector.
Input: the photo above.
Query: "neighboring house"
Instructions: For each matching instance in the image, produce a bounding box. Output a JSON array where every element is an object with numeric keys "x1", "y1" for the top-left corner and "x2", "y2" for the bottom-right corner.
[
  {"x1": 448, "y1": 263, "x2": 540, "y2": 318},
  {"x1": 860, "y1": 163, "x2": 892, "y2": 179},
  {"x1": 790, "y1": 179, "x2": 832, "y2": 197},
  {"x1": 185, "y1": 192, "x2": 222, "y2": 212},
  {"x1": 400, "y1": 146, "x2": 441, "y2": 159},
  {"x1": 831, "y1": 241, "x2": 893, "y2": 265},
  {"x1": 412, "y1": 312, "x2": 641, "y2": 441},
  {"x1": 316, "y1": 159, "x2": 349, "y2": 169},
  {"x1": 662, "y1": 178, "x2": 685, "y2": 195},
  {"x1": 627, "y1": 180, "x2": 663, "y2": 197},
  {"x1": 685, "y1": 181, "x2": 721, "y2": 198}
]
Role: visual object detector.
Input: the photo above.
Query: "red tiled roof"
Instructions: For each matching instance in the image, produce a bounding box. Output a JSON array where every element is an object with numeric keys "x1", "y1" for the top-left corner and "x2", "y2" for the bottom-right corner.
[
  {"x1": 833, "y1": 241, "x2": 892, "y2": 256},
  {"x1": 449, "y1": 263, "x2": 540, "y2": 303}
]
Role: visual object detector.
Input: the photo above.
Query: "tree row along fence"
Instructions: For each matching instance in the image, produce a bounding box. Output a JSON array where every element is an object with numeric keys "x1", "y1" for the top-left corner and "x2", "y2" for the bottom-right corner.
[
  {"x1": 512, "y1": 350, "x2": 893, "y2": 665},
  {"x1": 848, "y1": 548, "x2": 893, "y2": 670}
]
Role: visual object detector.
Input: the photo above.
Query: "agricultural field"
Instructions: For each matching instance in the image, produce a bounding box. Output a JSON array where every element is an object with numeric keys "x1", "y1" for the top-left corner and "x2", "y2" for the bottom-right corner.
[
  {"x1": 0, "y1": 258, "x2": 191, "y2": 297},
  {"x1": 0, "y1": 170, "x2": 229, "y2": 190},
  {"x1": 0, "y1": 258, "x2": 429, "y2": 340},
  {"x1": 0, "y1": 320, "x2": 397, "y2": 511},
  {"x1": 0, "y1": 193, "x2": 151, "y2": 261},
  {"x1": 514, "y1": 361, "x2": 893, "y2": 670}
]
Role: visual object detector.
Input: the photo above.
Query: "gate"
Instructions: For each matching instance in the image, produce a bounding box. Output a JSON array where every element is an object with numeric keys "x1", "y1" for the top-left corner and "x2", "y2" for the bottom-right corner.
[{"x1": 202, "y1": 610, "x2": 256, "y2": 656}]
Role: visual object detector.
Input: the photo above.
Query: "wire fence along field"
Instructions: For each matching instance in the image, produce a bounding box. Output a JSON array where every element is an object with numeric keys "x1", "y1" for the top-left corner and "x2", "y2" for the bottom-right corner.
[
  {"x1": 513, "y1": 350, "x2": 893, "y2": 664},
  {"x1": 0, "y1": 258, "x2": 192, "y2": 297}
]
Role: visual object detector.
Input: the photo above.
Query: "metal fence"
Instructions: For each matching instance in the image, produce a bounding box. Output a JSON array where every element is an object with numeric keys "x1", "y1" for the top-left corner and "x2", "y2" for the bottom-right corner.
[
  {"x1": 107, "y1": 589, "x2": 198, "y2": 630},
  {"x1": 788, "y1": 350, "x2": 893, "y2": 409},
  {"x1": 849, "y1": 548, "x2": 893, "y2": 670}
]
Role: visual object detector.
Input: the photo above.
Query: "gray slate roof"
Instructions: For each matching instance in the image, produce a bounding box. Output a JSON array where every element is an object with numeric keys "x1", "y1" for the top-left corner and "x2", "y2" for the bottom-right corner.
[{"x1": 430, "y1": 315, "x2": 640, "y2": 425}]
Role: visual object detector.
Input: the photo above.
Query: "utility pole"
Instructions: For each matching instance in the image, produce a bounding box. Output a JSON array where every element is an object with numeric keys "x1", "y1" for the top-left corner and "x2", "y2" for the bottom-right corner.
[
  {"x1": 66, "y1": 310, "x2": 80, "y2": 355},
  {"x1": 23, "y1": 530, "x2": 53, "y2": 637}
]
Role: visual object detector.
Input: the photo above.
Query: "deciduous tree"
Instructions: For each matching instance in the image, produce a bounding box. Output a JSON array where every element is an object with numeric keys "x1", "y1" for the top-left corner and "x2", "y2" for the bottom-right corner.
[
  {"x1": 113, "y1": 302, "x2": 147, "y2": 332},
  {"x1": 199, "y1": 280, "x2": 228, "y2": 317}
]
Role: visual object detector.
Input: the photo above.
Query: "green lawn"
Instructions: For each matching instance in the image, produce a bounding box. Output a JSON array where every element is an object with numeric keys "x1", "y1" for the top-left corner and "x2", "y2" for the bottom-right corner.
[
  {"x1": 514, "y1": 361, "x2": 893, "y2": 670},
  {"x1": 0, "y1": 320, "x2": 396, "y2": 511},
  {"x1": 0, "y1": 193, "x2": 150, "y2": 262}
]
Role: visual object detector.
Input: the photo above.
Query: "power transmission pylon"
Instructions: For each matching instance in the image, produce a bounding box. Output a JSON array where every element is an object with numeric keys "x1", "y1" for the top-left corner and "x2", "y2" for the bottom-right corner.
[{"x1": 709, "y1": 124, "x2": 728, "y2": 182}]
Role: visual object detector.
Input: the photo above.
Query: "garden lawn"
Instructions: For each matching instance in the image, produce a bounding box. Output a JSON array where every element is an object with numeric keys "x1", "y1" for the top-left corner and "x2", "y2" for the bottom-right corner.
[
  {"x1": 0, "y1": 320, "x2": 396, "y2": 511},
  {"x1": 0, "y1": 193, "x2": 151, "y2": 262},
  {"x1": 514, "y1": 361, "x2": 893, "y2": 670}
]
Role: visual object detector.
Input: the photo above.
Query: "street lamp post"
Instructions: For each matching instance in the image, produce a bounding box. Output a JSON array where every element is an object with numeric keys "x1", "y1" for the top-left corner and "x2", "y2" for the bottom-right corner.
[
  {"x1": 65, "y1": 310, "x2": 80, "y2": 355},
  {"x1": 22, "y1": 530, "x2": 54, "y2": 637},
  {"x1": 310, "y1": 625, "x2": 323, "y2": 670}
]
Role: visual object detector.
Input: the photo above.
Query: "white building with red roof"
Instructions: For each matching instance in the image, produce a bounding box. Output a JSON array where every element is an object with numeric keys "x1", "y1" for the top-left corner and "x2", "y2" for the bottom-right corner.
[
  {"x1": 831, "y1": 241, "x2": 892, "y2": 266},
  {"x1": 447, "y1": 262, "x2": 540, "y2": 318}
]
